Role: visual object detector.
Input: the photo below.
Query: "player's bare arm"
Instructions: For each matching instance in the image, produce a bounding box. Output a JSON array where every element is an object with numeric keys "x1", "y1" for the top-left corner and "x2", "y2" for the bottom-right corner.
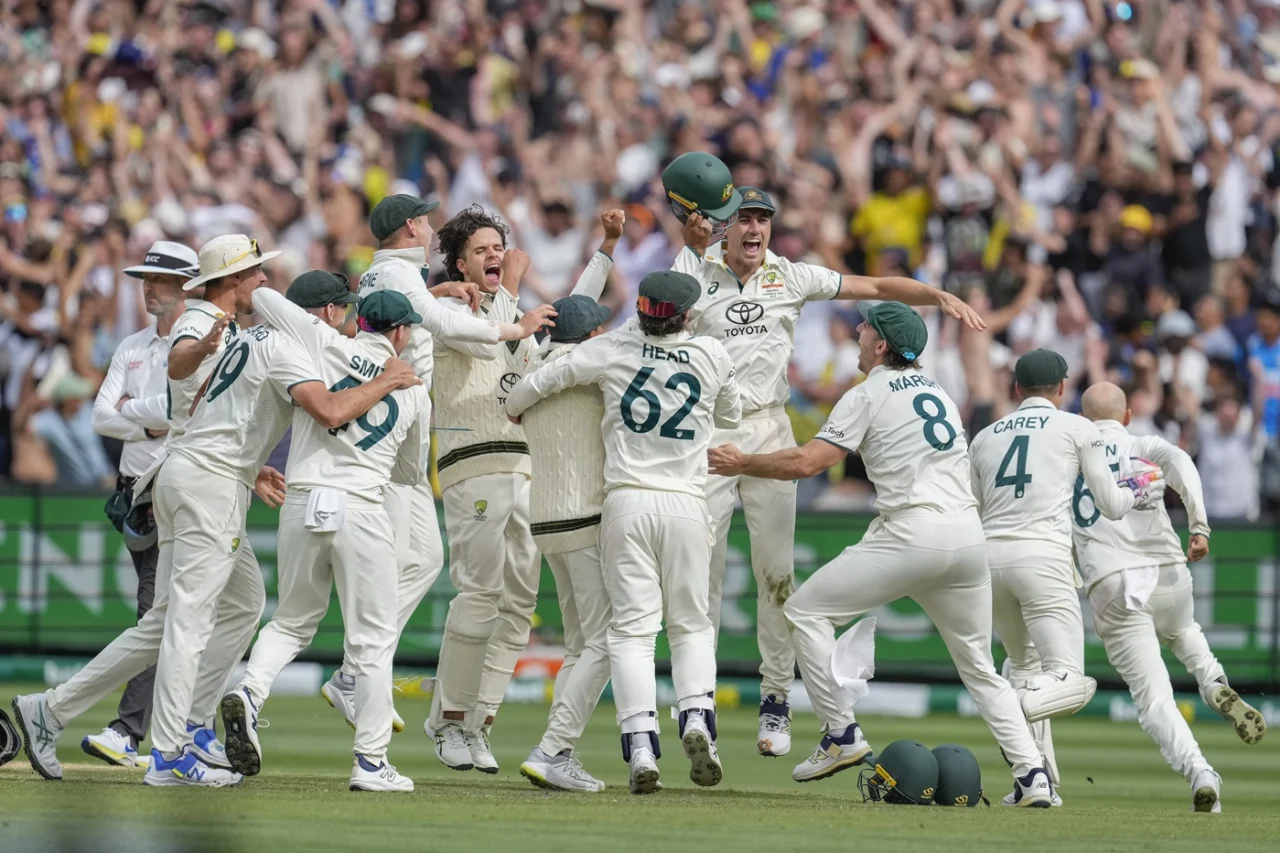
[
  {"x1": 290, "y1": 357, "x2": 421, "y2": 430},
  {"x1": 708, "y1": 439, "x2": 846, "y2": 481},
  {"x1": 838, "y1": 275, "x2": 986, "y2": 332},
  {"x1": 169, "y1": 314, "x2": 231, "y2": 380}
]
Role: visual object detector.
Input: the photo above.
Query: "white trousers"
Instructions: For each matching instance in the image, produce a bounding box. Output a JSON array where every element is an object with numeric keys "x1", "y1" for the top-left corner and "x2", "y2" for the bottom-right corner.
[
  {"x1": 46, "y1": 455, "x2": 262, "y2": 734},
  {"x1": 705, "y1": 408, "x2": 797, "y2": 699},
  {"x1": 240, "y1": 494, "x2": 399, "y2": 761},
  {"x1": 150, "y1": 454, "x2": 266, "y2": 756},
  {"x1": 538, "y1": 544, "x2": 612, "y2": 755},
  {"x1": 433, "y1": 473, "x2": 539, "y2": 720},
  {"x1": 1088, "y1": 563, "x2": 1223, "y2": 782},
  {"x1": 601, "y1": 489, "x2": 716, "y2": 734},
  {"x1": 783, "y1": 510, "x2": 1042, "y2": 776}
]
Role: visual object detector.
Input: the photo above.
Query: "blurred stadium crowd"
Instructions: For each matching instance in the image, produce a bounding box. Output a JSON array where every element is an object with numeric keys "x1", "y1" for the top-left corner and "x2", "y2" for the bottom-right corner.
[{"x1": 0, "y1": 0, "x2": 1278, "y2": 518}]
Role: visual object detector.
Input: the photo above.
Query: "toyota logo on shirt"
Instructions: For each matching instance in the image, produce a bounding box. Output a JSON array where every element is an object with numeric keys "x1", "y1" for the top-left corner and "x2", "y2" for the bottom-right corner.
[
  {"x1": 499, "y1": 372, "x2": 520, "y2": 400},
  {"x1": 724, "y1": 301, "x2": 767, "y2": 337}
]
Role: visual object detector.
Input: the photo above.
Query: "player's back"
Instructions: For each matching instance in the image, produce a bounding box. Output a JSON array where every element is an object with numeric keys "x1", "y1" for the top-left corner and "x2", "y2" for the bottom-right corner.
[
  {"x1": 286, "y1": 334, "x2": 426, "y2": 503},
  {"x1": 593, "y1": 323, "x2": 740, "y2": 497},
  {"x1": 359, "y1": 255, "x2": 434, "y2": 385},
  {"x1": 970, "y1": 400, "x2": 1097, "y2": 549},
  {"x1": 170, "y1": 324, "x2": 314, "y2": 487}
]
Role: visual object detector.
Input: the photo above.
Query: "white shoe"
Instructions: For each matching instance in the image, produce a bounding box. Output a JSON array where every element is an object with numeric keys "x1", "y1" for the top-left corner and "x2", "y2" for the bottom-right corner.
[
  {"x1": 424, "y1": 720, "x2": 473, "y2": 771},
  {"x1": 350, "y1": 755, "x2": 414, "y2": 792},
  {"x1": 520, "y1": 747, "x2": 605, "y2": 792},
  {"x1": 1202, "y1": 679, "x2": 1266, "y2": 745},
  {"x1": 1192, "y1": 769, "x2": 1222, "y2": 813},
  {"x1": 81, "y1": 727, "x2": 139, "y2": 769},
  {"x1": 680, "y1": 711, "x2": 723, "y2": 788},
  {"x1": 143, "y1": 746, "x2": 242, "y2": 787},
  {"x1": 322, "y1": 671, "x2": 405, "y2": 733},
  {"x1": 758, "y1": 696, "x2": 791, "y2": 757},
  {"x1": 186, "y1": 722, "x2": 233, "y2": 770},
  {"x1": 11, "y1": 694, "x2": 63, "y2": 780},
  {"x1": 1009, "y1": 768, "x2": 1054, "y2": 808},
  {"x1": 628, "y1": 745, "x2": 661, "y2": 795},
  {"x1": 467, "y1": 726, "x2": 499, "y2": 774},
  {"x1": 792, "y1": 724, "x2": 872, "y2": 783},
  {"x1": 220, "y1": 688, "x2": 263, "y2": 776},
  {"x1": 1002, "y1": 787, "x2": 1063, "y2": 807}
]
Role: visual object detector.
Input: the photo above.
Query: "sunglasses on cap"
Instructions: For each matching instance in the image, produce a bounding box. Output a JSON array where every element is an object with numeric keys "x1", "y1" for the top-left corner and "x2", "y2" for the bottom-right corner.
[
  {"x1": 636, "y1": 295, "x2": 683, "y2": 318},
  {"x1": 223, "y1": 238, "x2": 263, "y2": 269}
]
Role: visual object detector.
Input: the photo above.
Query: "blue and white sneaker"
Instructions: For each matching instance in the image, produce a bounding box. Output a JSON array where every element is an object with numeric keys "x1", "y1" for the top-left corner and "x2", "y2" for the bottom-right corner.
[
  {"x1": 143, "y1": 746, "x2": 242, "y2": 787},
  {"x1": 322, "y1": 671, "x2": 405, "y2": 733},
  {"x1": 1008, "y1": 767, "x2": 1054, "y2": 808},
  {"x1": 81, "y1": 727, "x2": 141, "y2": 768},
  {"x1": 792, "y1": 723, "x2": 872, "y2": 782},
  {"x1": 757, "y1": 695, "x2": 792, "y2": 757},
  {"x1": 187, "y1": 721, "x2": 233, "y2": 770},
  {"x1": 350, "y1": 754, "x2": 414, "y2": 792},
  {"x1": 220, "y1": 688, "x2": 263, "y2": 776}
]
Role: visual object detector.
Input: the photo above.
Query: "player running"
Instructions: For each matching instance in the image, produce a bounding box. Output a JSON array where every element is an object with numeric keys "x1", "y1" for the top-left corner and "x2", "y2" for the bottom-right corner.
[
  {"x1": 221, "y1": 279, "x2": 430, "y2": 792},
  {"x1": 709, "y1": 302, "x2": 1067, "y2": 805},
  {"x1": 663, "y1": 155, "x2": 986, "y2": 755},
  {"x1": 1076, "y1": 382, "x2": 1267, "y2": 813},
  {"x1": 968, "y1": 349, "x2": 1162, "y2": 803},
  {"x1": 508, "y1": 271, "x2": 742, "y2": 795}
]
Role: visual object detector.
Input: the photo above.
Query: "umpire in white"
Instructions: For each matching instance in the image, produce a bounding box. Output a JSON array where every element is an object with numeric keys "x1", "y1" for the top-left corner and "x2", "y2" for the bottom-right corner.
[{"x1": 87, "y1": 241, "x2": 198, "y2": 766}]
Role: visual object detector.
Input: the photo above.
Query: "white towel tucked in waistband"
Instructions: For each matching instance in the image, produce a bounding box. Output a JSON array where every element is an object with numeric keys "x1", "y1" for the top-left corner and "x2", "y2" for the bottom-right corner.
[
  {"x1": 305, "y1": 488, "x2": 346, "y2": 532},
  {"x1": 1121, "y1": 565, "x2": 1160, "y2": 611}
]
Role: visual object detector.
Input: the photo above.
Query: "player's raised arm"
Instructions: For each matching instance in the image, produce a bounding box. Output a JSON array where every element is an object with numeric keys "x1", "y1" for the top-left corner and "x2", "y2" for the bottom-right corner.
[
  {"x1": 837, "y1": 274, "x2": 986, "y2": 331},
  {"x1": 569, "y1": 209, "x2": 624, "y2": 301},
  {"x1": 169, "y1": 313, "x2": 231, "y2": 380},
  {"x1": 1132, "y1": 434, "x2": 1211, "y2": 542},
  {"x1": 506, "y1": 335, "x2": 609, "y2": 421},
  {"x1": 251, "y1": 282, "x2": 340, "y2": 352}
]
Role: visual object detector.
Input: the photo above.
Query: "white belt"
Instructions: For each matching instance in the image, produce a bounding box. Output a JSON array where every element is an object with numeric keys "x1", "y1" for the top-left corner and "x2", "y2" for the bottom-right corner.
[{"x1": 742, "y1": 404, "x2": 786, "y2": 421}]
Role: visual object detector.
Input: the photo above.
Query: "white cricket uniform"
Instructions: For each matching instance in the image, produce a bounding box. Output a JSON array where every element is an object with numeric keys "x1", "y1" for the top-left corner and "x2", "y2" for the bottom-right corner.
[
  {"x1": 969, "y1": 397, "x2": 1138, "y2": 781},
  {"x1": 507, "y1": 321, "x2": 741, "y2": 736},
  {"x1": 786, "y1": 366, "x2": 1043, "y2": 777},
  {"x1": 43, "y1": 302, "x2": 253, "y2": 734},
  {"x1": 673, "y1": 246, "x2": 841, "y2": 700},
  {"x1": 237, "y1": 288, "x2": 428, "y2": 763},
  {"x1": 150, "y1": 321, "x2": 320, "y2": 756},
  {"x1": 1074, "y1": 420, "x2": 1221, "y2": 784},
  {"x1": 355, "y1": 249, "x2": 507, "y2": 671}
]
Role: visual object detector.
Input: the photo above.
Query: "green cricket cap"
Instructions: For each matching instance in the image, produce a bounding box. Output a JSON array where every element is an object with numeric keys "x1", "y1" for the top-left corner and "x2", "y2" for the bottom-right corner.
[
  {"x1": 864, "y1": 301, "x2": 928, "y2": 361},
  {"x1": 637, "y1": 271, "x2": 701, "y2": 318},
  {"x1": 357, "y1": 290, "x2": 422, "y2": 332},
  {"x1": 737, "y1": 186, "x2": 776, "y2": 214},
  {"x1": 1014, "y1": 348, "x2": 1069, "y2": 389},
  {"x1": 550, "y1": 295, "x2": 610, "y2": 342},
  {"x1": 369, "y1": 193, "x2": 439, "y2": 241},
  {"x1": 285, "y1": 270, "x2": 359, "y2": 308}
]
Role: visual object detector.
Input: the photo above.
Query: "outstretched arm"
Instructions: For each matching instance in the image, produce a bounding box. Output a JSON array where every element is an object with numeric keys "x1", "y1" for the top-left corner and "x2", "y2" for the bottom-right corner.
[
  {"x1": 506, "y1": 337, "x2": 609, "y2": 420},
  {"x1": 838, "y1": 274, "x2": 987, "y2": 331},
  {"x1": 708, "y1": 438, "x2": 847, "y2": 480}
]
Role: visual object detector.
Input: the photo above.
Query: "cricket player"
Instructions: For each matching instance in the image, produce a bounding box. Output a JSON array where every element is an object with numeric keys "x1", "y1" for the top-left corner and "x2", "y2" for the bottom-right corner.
[
  {"x1": 663, "y1": 158, "x2": 986, "y2": 755},
  {"x1": 144, "y1": 247, "x2": 420, "y2": 786},
  {"x1": 83, "y1": 241, "x2": 198, "y2": 768},
  {"x1": 221, "y1": 280, "x2": 430, "y2": 793},
  {"x1": 423, "y1": 206, "x2": 554, "y2": 774},
  {"x1": 321, "y1": 195, "x2": 554, "y2": 733},
  {"x1": 508, "y1": 271, "x2": 742, "y2": 795},
  {"x1": 968, "y1": 349, "x2": 1161, "y2": 802},
  {"x1": 9, "y1": 234, "x2": 277, "y2": 782},
  {"x1": 1076, "y1": 382, "x2": 1267, "y2": 813},
  {"x1": 517, "y1": 213, "x2": 625, "y2": 793},
  {"x1": 707, "y1": 303, "x2": 1144, "y2": 805}
]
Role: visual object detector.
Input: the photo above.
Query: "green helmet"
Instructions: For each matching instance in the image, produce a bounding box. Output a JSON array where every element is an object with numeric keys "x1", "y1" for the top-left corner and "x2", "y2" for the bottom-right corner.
[
  {"x1": 931, "y1": 744, "x2": 985, "y2": 807},
  {"x1": 661, "y1": 151, "x2": 743, "y2": 240},
  {"x1": 858, "y1": 740, "x2": 939, "y2": 805}
]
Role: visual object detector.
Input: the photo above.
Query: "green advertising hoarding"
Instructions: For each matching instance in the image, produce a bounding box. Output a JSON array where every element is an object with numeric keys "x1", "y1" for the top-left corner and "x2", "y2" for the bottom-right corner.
[{"x1": 0, "y1": 491, "x2": 1276, "y2": 688}]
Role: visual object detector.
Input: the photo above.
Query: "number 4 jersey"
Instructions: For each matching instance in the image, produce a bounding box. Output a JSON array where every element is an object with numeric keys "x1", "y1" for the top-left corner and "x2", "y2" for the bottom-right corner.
[
  {"x1": 506, "y1": 319, "x2": 742, "y2": 497},
  {"x1": 816, "y1": 366, "x2": 976, "y2": 517},
  {"x1": 969, "y1": 397, "x2": 1136, "y2": 552}
]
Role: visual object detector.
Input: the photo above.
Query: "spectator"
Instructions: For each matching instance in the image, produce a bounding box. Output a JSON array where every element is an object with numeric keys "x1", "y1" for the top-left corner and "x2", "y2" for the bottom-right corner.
[{"x1": 1194, "y1": 396, "x2": 1261, "y2": 521}]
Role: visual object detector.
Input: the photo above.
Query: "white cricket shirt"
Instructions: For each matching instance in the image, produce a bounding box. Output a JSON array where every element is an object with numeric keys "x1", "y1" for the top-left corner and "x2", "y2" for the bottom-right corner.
[
  {"x1": 92, "y1": 323, "x2": 170, "y2": 476},
  {"x1": 166, "y1": 299, "x2": 238, "y2": 439},
  {"x1": 507, "y1": 320, "x2": 742, "y2": 498},
  {"x1": 673, "y1": 246, "x2": 841, "y2": 413},
  {"x1": 816, "y1": 366, "x2": 975, "y2": 517},
  {"x1": 1073, "y1": 419, "x2": 1211, "y2": 586},
  {"x1": 969, "y1": 398, "x2": 1136, "y2": 553}
]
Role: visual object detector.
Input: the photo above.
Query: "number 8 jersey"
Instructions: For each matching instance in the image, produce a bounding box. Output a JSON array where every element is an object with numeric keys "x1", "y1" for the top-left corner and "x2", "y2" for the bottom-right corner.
[
  {"x1": 506, "y1": 319, "x2": 742, "y2": 497},
  {"x1": 816, "y1": 366, "x2": 977, "y2": 517},
  {"x1": 968, "y1": 396, "x2": 1136, "y2": 550}
]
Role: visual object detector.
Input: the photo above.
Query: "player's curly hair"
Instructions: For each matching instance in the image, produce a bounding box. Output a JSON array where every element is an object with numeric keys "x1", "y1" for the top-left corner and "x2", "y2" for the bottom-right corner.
[
  {"x1": 885, "y1": 350, "x2": 922, "y2": 371},
  {"x1": 437, "y1": 205, "x2": 509, "y2": 282},
  {"x1": 638, "y1": 312, "x2": 689, "y2": 337}
]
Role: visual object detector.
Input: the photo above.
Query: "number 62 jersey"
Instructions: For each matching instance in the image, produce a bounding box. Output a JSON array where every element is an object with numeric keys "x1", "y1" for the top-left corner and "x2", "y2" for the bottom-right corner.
[{"x1": 505, "y1": 319, "x2": 742, "y2": 497}]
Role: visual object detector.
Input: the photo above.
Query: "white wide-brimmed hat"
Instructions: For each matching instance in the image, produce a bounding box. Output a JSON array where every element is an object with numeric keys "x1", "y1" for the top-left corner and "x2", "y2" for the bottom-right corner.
[
  {"x1": 185, "y1": 234, "x2": 280, "y2": 291},
  {"x1": 123, "y1": 241, "x2": 200, "y2": 279}
]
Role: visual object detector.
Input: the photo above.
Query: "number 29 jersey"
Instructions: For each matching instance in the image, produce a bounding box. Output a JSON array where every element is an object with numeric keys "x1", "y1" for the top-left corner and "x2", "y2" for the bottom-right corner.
[
  {"x1": 816, "y1": 365, "x2": 976, "y2": 518},
  {"x1": 168, "y1": 324, "x2": 320, "y2": 488}
]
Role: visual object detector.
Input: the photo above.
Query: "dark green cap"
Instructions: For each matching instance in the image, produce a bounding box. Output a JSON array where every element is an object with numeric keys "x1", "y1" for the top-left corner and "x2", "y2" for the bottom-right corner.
[
  {"x1": 1014, "y1": 348, "x2": 1069, "y2": 389},
  {"x1": 661, "y1": 152, "x2": 742, "y2": 223},
  {"x1": 369, "y1": 193, "x2": 439, "y2": 241},
  {"x1": 864, "y1": 301, "x2": 927, "y2": 361},
  {"x1": 357, "y1": 290, "x2": 422, "y2": 332},
  {"x1": 637, "y1": 271, "x2": 701, "y2": 318},
  {"x1": 286, "y1": 270, "x2": 359, "y2": 308},
  {"x1": 738, "y1": 186, "x2": 776, "y2": 214},
  {"x1": 550, "y1": 295, "x2": 610, "y2": 342}
]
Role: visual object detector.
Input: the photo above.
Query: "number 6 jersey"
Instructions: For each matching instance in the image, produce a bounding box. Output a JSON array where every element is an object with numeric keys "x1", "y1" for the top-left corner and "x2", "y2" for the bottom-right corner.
[
  {"x1": 968, "y1": 396, "x2": 1136, "y2": 551},
  {"x1": 506, "y1": 318, "x2": 742, "y2": 497}
]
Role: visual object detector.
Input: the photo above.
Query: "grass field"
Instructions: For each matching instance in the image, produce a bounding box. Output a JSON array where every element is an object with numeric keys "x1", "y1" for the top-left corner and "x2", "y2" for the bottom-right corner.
[{"x1": 2, "y1": 683, "x2": 1276, "y2": 853}]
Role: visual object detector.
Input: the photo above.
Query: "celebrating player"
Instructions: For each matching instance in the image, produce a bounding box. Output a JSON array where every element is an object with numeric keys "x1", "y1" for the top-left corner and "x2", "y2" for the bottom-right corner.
[
  {"x1": 664, "y1": 153, "x2": 986, "y2": 755},
  {"x1": 1075, "y1": 382, "x2": 1267, "y2": 813},
  {"x1": 508, "y1": 271, "x2": 742, "y2": 795},
  {"x1": 708, "y1": 302, "x2": 1055, "y2": 805}
]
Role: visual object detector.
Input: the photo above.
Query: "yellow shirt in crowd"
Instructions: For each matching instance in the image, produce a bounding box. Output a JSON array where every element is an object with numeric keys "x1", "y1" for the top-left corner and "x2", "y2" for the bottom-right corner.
[{"x1": 850, "y1": 187, "x2": 931, "y2": 275}]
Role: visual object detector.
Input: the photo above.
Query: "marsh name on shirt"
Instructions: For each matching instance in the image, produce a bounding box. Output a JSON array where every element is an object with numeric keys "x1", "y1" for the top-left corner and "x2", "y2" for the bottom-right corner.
[
  {"x1": 641, "y1": 343, "x2": 691, "y2": 363},
  {"x1": 993, "y1": 415, "x2": 1051, "y2": 432},
  {"x1": 888, "y1": 374, "x2": 940, "y2": 393}
]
